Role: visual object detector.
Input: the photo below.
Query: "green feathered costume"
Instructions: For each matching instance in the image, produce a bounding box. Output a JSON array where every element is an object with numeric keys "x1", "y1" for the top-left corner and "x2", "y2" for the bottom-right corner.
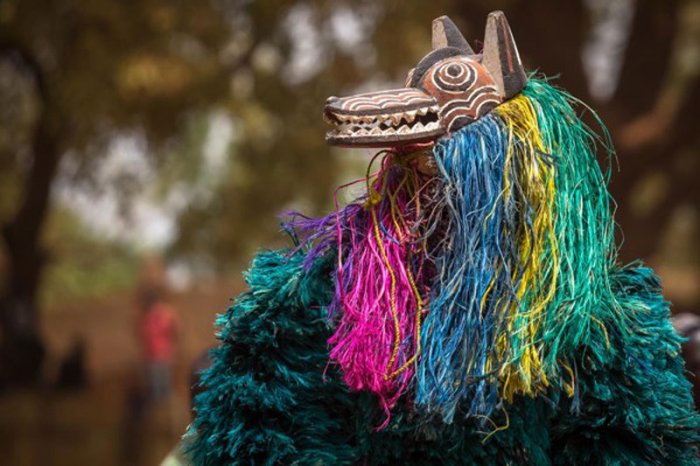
[
  {"x1": 188, "y1": 13, "x2": 699, "y2": 466},
  {"x1": 189, "y1": 250, "x2": 698, "y2": 465}
]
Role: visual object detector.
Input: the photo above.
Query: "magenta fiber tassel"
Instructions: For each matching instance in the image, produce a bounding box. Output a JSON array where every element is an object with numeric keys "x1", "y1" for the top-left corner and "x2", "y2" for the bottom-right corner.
[{"x1": 328, "y1": 154, "x2": 425, "y2": 425}]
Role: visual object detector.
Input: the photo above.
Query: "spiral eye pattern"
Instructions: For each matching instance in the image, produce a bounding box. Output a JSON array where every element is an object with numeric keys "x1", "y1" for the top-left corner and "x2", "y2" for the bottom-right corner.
[{"x1": 431, "y1": 61, "x2": 476, "y2": 93}]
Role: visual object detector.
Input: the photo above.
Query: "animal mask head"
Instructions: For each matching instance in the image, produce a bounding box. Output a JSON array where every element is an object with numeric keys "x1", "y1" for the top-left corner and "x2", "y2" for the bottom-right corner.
[{"x1": 324, "y1": 11, "x2": 527, "y2": 147}]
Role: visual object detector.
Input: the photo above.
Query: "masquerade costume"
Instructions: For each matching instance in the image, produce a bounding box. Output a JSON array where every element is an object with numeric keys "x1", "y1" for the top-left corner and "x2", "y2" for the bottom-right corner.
[{"x1": 189, "y1": 12, "x2": 699, "y2": 465}]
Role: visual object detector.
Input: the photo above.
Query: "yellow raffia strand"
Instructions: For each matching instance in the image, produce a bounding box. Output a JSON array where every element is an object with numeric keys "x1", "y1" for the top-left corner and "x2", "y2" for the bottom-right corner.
[
  {"x1": 479, "y1": 407, "x2": 510, "y2": 444},
  {"x1": 387, "y1": 174, "x2": 410, "y2": 242},
  {"x1": 367, "y1": 155, "x2": 425, "y2": 381},
  {"x1": 560, "y1": 360, "x2": 576, "y2": 397},
  {"x1": 387, "y1": 265, "x2": 424, "y2": 379},
  {"x1": 488, "y1": 95, "x2": 562, "y2": 403},
  {"x1": 386, "y1": 169, "x2": 426, "y2": 380},
  {"x1": 367, "y1": 164, "x2": 403, "y2": 380},
  {"x1": 371, "y1": 202, "x2": 403, "y2": 381},
  {"x1": 381, "y1": 151, "x2": 429, "y2": 380},
  {"x1": 590, "y1": 315, "x2": 611, "y2": 349}
]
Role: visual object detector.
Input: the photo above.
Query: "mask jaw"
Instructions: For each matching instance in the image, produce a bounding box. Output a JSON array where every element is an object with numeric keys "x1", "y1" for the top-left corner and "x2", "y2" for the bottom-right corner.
[{"x1": 324, "y1": 89, "x2": 443, "y2": 148}]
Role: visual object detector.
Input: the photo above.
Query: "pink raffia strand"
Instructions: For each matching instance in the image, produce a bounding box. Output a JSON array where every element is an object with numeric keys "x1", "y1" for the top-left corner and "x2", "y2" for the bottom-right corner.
[{"x1": 328, "y1": 153, "x2": 427, "y2": 428}]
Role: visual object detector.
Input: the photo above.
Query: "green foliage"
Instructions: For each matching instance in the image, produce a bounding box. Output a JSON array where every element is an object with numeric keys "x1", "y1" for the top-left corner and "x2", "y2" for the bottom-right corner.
[
  {"x1": 0, "y1": 0, "x2": 512, "y2": 280},
  {"x1": 165, "y1": 2, "x2": 470, "y2": 269},
  {"x1": 41, "y1": 208, "x2": 139, "y2": 309},
  {"x1": 0, "y1": 0, "x2": 232, "y2": 146}
]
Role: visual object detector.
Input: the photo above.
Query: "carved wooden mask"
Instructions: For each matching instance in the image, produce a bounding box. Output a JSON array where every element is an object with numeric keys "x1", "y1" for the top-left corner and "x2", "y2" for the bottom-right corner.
[{"x1": 324, "y1": 11, "x2": 527, "y2": 147}]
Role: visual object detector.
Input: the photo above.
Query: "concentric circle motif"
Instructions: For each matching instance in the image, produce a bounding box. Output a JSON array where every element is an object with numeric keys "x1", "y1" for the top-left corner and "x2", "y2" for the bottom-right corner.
[
  {"x1": 431, "y1": 60, "x2": 476, "y2": 93},
  {"x1": 423, "y1": 57, "x2": 504, "y2": 131}
]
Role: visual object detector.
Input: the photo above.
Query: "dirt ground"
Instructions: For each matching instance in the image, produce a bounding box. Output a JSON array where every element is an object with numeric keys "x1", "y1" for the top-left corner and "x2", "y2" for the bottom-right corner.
[
  {"x1": 1, "y1": 261, "x2": 695, "y2": 466},
  {"x1": 0, "y1": 278, "x2": 242, "y2": 466}
]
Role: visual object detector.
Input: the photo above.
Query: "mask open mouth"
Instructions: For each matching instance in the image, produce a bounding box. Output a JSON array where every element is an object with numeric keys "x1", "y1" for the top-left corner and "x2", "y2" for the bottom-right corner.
[{"x1": 324, "y1": 88, "x2": 444, "y2": 147}]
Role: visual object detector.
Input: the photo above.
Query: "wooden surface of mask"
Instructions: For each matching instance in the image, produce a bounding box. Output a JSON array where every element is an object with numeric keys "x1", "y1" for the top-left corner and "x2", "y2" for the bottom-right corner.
[{"x1": 324, "y1": 11, "x2": 527, "y2": 147}]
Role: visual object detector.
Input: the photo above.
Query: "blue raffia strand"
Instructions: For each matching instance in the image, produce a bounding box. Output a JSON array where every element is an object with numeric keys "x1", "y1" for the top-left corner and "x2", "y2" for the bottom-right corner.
[
  {"x1": 415, "y1": 78, "x2": 622, "y2": 424},
  {"x1": 415, "y1": 115, "x2": 515, "y2": 423}
]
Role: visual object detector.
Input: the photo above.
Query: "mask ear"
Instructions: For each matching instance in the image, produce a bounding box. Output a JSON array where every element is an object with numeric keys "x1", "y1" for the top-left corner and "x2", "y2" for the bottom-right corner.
[
  {"x1": 432, "y1": 16, "x2": 474, "y2": 54},
  {"x1": 481, "y1": 11, "x2": 527, "y2": 99}
]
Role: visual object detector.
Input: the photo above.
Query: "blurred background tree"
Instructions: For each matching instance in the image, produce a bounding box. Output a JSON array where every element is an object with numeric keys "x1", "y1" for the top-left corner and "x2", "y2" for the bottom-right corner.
[
  {"x1": 0, "y1": 0, "x2": 449, "y2": 386},
  {"x1": 0, "y1": 0, "x2": 237, "y2": 384},
  {"x1": 0, "y1": 0, "x2": 697, "y2": 396}
]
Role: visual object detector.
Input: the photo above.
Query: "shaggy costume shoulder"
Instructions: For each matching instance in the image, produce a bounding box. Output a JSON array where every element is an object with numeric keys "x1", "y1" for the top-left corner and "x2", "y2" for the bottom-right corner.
[
  {"x1": 189, "y1": 251, "x2": 698, "y2": 465},
  {"x1": 188, "y1": 251, "x2": 363, "y2": 465}
]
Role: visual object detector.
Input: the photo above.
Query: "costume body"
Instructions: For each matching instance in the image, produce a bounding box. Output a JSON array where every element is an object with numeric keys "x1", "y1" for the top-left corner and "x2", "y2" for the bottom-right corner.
[{"x1": 189, "y1": 13, "x2": 699, "y2": 465}]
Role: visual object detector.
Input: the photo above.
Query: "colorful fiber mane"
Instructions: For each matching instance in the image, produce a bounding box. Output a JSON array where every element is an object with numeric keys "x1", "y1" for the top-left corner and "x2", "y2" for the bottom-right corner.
[
  {"x1": 291, "y1": 79, "x2": 615, "y2": 426},
  {"x1": 189, "y1": 12, "x2": 699, "y2": 465}
]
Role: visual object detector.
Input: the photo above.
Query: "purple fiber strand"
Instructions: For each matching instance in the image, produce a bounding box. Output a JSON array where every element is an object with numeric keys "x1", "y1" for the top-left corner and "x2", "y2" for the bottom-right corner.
[{"x1": 282, "y1": 155, "x2": 429, "y2": 428}]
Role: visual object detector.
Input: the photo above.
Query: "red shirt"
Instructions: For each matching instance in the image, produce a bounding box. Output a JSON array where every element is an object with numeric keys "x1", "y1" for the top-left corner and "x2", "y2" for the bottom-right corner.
[{"x1": 140, "y1": 303, "x2": 179, "y2": 362}]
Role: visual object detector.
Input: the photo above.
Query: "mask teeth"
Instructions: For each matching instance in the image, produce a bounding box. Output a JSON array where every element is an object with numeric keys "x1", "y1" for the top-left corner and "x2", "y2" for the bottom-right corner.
[{"x1": 327, "y1": 105, "x2": 441, "y2": 139}]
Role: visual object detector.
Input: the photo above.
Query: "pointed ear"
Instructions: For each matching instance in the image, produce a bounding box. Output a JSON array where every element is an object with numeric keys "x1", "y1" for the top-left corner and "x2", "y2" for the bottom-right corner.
[
  {"x1": 432, "y1": 16, "x2": 474, "y2": 54},
  {"x1": 482, "y1": 11, "x2": 527, "y2": 99}
]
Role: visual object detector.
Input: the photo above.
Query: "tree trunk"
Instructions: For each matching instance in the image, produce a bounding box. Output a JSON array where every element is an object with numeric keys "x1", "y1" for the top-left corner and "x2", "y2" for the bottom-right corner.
[{"x1": 0, "y1": 44, "x2": 61, "y2": 387}]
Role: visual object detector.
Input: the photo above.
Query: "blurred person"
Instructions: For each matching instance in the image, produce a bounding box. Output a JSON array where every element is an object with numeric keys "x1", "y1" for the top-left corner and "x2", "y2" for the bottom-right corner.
[
  {"x1": 138, "y1": 287, "x2": 180, "y2": 404},
  {"x1": 0, "y1": 299, "x2": 46, "y2": 388},
  {"x1": 160, "y1": 348, "x2": 212, "y2": 466},
  {"x1": 120, "y1": 370, "x2": 148, "y2": 465},
  {"x1": 53, "y1": 335, "x2": 87, "y2": 391},
  {"x1": 673, "y1": 312, "x2": 700, "y2": 408}
]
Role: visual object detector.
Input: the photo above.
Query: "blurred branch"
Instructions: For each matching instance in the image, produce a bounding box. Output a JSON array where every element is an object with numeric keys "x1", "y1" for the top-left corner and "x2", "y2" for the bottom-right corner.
[
  {"x1": 0, "y1": 38, "x2": 48, "y2": 103},
  {"x1": 619, "y1": 0, "x2": 700, "y2": 150},
  {"x1": 224, "y1": 41, "x2": 257, "y2": 76}
]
